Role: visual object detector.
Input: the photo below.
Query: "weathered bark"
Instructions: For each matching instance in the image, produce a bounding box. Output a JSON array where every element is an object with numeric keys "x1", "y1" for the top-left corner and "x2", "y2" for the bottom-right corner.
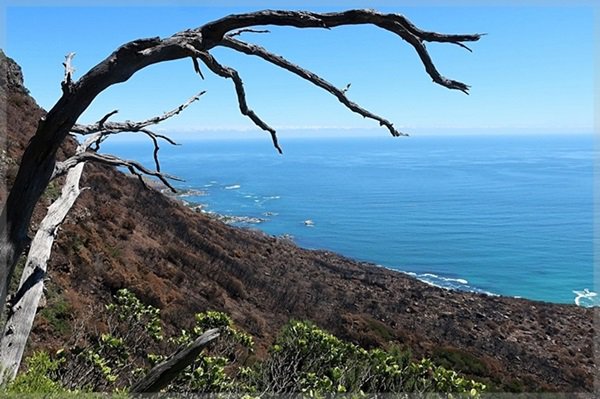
[
  {"x1": 0, "y1": 8, "x2": 480, "y2": 341},
  {"x1": 129, "y1": 328, "x2": 220, "y2": 393},
  {"x1": 0, "y1": 159, "x2": 85, "y2": 382}
]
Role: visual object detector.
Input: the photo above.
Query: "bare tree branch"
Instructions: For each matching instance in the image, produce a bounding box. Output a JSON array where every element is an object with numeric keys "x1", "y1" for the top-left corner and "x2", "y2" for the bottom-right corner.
[
  {"x1": 67, "y1": 92, "x2": 203, "y2": 175},
  {"x1": 191, "y1": 57, "x2": 204, "y2": 79},
  {"x1": 197, "y1": 51, "x2": 283, "y2": 153},
  {"x1": 228, "y1": 28, "x2": 270, "y2": 37},
  {"x1": 55, "y1": 152, "x2": 182, "y2": 192},
  {"x1": 96, "y1": 109, "x2": 119, "y2": 127},
  {"x1": 61, "y1": 52, "x2": 76, "y2": 94},
  {"x1": 221, "y1": 36, "x2": 407, "y2": 137},
  {"x1": 200, "y1": 9, "x2": 481, "y2": 93},
  {"x1": 130, "y1": 328, "x2": 220, "y2": 393},
  {"x1": 71, "y1": 91, "x2": 205, "y2": 135}
]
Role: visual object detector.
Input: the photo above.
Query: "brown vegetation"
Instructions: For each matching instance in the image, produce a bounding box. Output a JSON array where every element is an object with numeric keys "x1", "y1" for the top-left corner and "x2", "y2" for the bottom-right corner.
[{"x1": 2, "y1": 51, "x2": 596, "y2": 393}]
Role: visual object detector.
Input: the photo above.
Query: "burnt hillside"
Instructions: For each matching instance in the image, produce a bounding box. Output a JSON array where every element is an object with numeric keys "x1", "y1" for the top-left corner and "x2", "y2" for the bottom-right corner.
[{"x1": 1, "y1": 50, "x2": 596, "y2": 393}]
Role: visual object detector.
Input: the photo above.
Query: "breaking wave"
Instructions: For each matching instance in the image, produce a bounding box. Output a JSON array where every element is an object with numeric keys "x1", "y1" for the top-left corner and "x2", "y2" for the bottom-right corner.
[
  {"x1": 573, "y1": 289, "x2": 600, "y2": 307},
  {"x1": 400, "y1": 270, "x2": 497, "y2": 297}
]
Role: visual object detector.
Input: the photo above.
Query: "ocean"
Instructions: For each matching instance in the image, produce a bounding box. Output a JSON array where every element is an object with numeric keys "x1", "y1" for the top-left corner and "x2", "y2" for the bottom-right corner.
[{"x1": 103, "y1": 133, "x2": 597, "y2": 307}]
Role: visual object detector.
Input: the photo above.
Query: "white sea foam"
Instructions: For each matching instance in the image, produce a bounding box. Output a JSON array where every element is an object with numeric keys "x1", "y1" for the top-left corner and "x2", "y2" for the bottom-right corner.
[
  {"x1": 421, "y1": 273, "x2": 468, "y2": 285},
  {"x1": 225, "y1": 184, "x2": 241, "y2": 190},
  {"x1": 397, "y1": 269, "x2": 496, "y2": 297},
  {"x1": 178, "y1": 189, "x2": 206, "y2": 198},
  {"x1": 573, "y1": 289, "x2": 600, "y2": 307}
]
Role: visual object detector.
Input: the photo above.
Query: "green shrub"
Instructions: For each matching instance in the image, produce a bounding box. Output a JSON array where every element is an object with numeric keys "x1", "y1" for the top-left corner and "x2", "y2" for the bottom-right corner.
[
  {"x1": 106, "y1": 288, "x2": 163, "y2": 342},
  {"x1": 432, "y1": 347, "x2": 489, "y2": 376},
  {"x1": 247, "y1": 320, "x2": 486, "y2": 396},
  {"x1": 165, "y1": 310, "x2": 254, "y2": 394},
  {"x1": 53, "y1": 288, "x2": 164, "y2": 391},
  {"x1": 6, "y1": 291, "x2": 486, "y2": 397},
  {"x1": 7, "y1": 351, "x2": 65, "y2": 394},
  {"x1": 39, "y1": 287, "x2": 71, "y2": 335}
]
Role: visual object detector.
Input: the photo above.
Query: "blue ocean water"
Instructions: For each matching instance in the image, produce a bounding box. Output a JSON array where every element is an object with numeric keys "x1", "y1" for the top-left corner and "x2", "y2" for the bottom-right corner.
[{"x1": 103, "y1": 133, "x2": 597, "y2": 306}]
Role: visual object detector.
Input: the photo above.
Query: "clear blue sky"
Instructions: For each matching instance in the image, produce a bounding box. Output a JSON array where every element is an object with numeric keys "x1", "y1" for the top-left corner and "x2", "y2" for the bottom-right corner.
[{"x1": 2, "y1": 2, "x2": 596, "y2": 138}]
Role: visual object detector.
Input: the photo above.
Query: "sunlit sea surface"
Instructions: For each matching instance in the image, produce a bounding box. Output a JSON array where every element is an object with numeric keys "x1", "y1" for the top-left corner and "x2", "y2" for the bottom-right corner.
[{"x1": 103, "y1": 133, "x2": 597, "y2": 307}]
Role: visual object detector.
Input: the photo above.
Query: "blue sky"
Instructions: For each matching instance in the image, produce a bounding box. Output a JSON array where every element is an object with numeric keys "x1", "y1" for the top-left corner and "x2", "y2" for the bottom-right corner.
[{"x1": 2, "y1": 2, "x2": 596, "y2": 138}]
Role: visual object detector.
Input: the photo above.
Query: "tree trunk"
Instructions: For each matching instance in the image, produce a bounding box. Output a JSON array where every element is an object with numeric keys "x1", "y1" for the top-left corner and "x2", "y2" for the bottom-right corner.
[
  {"x1": 0, "y1": 38, "x2": 189, "y2": 316},
  {"x1": 0, "y1": 161, "x2": 85, "y2": 383},
  {"x1": 129, "y1": 328, "x2": 220, "y2": 393}
]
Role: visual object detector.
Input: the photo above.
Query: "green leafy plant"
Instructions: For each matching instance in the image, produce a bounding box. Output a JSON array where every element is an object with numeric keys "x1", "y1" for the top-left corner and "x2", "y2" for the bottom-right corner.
[
  {"x1": 53, "y1": 289, "x2": 164, "y2": 391},
  {"x1": 6, "y1": 351, "x2": 65, "y2": 394},
  {"x1": 166, "y1": 310, "x2": 254, "y2": 394},
  {"x1": 106, "y1": 288, "x2": 163, "y2": 342},
  {"x1": 247, "y1": 320, "x2": 486, "y2": 396},
  {"x1": 39, "y1": 285, "x2": 72, "y2": 335},
  {"x1": 6, "y1": 291, "x2": 486, "y2": 397}
]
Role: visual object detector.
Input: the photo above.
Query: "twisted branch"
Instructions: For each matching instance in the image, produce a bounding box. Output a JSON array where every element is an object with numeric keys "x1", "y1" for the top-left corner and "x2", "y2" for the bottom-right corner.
[
  {"x1": 61, "y1": 52, "x2": 76, "y2": 93},
  {"x1": 69, "y1": 91, "x2": 204, "y2": 173},
  {"x1": 221, "y1": 36, "x2": 407, "y2": 137},
  {"x1": 196, "y1": 51, "x2": 283, "y2": 153},
  {"x1": 55, "y1": 152, "x2": 182, "y2": 192},
  {"x1": 201, "y1": 9, "x2": 481, "y2": 93},
  {"x1": 71, "y1": 91, "x2": 205, "y2": 135}
]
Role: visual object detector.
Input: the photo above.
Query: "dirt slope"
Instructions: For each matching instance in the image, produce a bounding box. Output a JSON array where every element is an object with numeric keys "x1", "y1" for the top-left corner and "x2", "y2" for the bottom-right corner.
[{"x1": 1, "y1": 50, "x2": 596, "y2": 393}]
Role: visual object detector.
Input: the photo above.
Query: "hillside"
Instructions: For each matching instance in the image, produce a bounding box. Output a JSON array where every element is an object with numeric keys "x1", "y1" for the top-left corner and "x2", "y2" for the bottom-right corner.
[{"x1": 1, "y1": 50, "x2": 596, "y2": 393}]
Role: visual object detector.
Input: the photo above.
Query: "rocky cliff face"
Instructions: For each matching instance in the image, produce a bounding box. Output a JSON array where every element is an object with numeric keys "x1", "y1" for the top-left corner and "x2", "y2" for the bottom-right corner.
[
  {"x1": 1, "y1": 50, "x2": 597, "y2": 393},
  {"x1": 1, "y1": 50, "x2": 25, "y2": 94}
]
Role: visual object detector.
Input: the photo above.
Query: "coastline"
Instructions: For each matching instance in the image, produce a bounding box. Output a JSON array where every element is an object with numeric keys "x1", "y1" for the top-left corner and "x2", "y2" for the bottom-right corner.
[
  {"x1": 162, "y1": 182, "x2": 598, "y2": 308},
  {"x1": 4, "y1": 49, "x2": 595, "y2": 393},
  {"x1": 141, "y1": 179, "x2": 596, "y2": 389}
]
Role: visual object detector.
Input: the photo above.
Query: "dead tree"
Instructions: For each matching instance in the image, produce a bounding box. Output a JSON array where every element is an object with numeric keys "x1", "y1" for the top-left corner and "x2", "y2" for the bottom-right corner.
[
  {"x1": 0, "y1": 93, "x2": 203, "y2": 382},
  {"x1": 129, "y1": 328, "x2": 220, "y2": 393},
  {"x1": 0, "y1": 9, "x2": 480, "y2": 381}
]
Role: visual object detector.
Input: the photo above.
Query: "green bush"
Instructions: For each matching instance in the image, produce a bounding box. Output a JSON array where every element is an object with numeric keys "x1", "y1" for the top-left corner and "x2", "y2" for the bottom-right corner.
[
  {"x1": 39, "y1": 286, "x2": 72, "y2": 335},
  {"x1": 432, "y1": 347, "x2": 489, "y2": 376},
  {"x1": 6, "y1": 291, "x2": 486, "y2": 397},
  {"x1": 165, "y1": 310, "x2": 254, "y2": 394},
  {"x1": 52, "y1": 288, "x2": 164, "y2": 391},
  {"x1": 6, "y1": 351, "x2": 65, "y2": 394},
  {"x1": 247, "y1": 320, "x2": 486, "y2": 396}
]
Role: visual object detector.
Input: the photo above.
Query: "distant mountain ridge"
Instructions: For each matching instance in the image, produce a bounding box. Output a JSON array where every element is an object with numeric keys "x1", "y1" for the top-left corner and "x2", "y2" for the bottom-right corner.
[{"x1": 1, "y1": 50, "x2": 596, "y2": 393}]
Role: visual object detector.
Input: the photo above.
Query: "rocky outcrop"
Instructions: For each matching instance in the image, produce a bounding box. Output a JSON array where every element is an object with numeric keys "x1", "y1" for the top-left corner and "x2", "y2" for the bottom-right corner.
[{"x1": 1, "y1": 49, "x2": 27, "y2": 95}]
